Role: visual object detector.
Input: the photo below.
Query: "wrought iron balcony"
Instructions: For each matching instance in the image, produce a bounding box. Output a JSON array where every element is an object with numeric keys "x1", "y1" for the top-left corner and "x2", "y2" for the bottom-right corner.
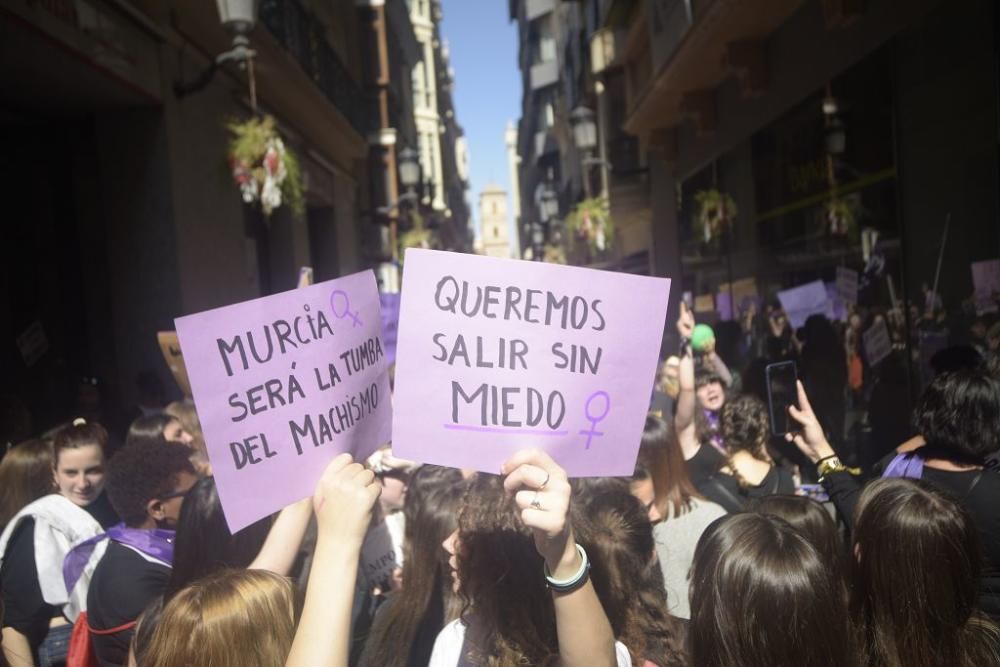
[{"x1": 260, "y1": 0, "x2": 367, "y2": 136}]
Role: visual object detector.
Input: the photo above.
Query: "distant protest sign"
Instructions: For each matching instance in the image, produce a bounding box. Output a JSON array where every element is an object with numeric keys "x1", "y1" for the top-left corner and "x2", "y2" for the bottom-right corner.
[
  {"x1": 175, "y1": 271, "x2": 392, "y2": 531},
  {"x1": 836, "y1": 267, "x2": 859, "y2": 307},
  {"x1": 157, "y1": 332, "x2": 193, "y2": 398},
  {"x1": 777, "y1": 281, "x2": 834, "y2": 329},
  {"x1": 392, "y1": 249, "x2": 670, "y2": 476},
  {"x1": 379, "y1": 293, "x2": 401, "y2": 363},
  {"x1": 971, "y1": 259, "x2": 1000, "y2": 315},
  {"x1": 863, "y1": 318, "x2": 892, "y2": 366}
]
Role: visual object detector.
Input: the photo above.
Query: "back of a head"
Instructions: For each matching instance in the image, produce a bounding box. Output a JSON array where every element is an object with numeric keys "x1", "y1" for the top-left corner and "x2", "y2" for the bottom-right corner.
[
  {"x1": 573, "y1": 488, "x2": 684, "y2": 667},
  {"x1": 746, "y1": 495, "x2": 843, "y2": 575},
  {"x1": 915, "y1": 368, "x2": 1000, "y2": 462},
  {"x1": 143, "y1": 569, "x2": 294, "y2": 667},
  {"x1": 106, "y1": 439, "x2": 195, "y2": 527},
  {"x1": 456, "y1": 474, "x2": 556, "y2": 664},
  {"x1": 930, "y1": 345, "x2": 983, "y2": 377},
  {"x1": 853, "y1": 477, "x2": 994, "y2": 667},
  {"x1": 689, "y1": 513, "x2": 854, "y2": 667},
  {"x1": 0, "y1": 439, "x2": 54, "y2": 527},
  {"x1": 638, "y1": 415, "x2": 700, "y2": 518},
  {"x1": 720, "y1": 394, "x2": 769, "y2": 455},
  {"x1": 165, "y1": 476, "x2": 271, "y2": 601}
]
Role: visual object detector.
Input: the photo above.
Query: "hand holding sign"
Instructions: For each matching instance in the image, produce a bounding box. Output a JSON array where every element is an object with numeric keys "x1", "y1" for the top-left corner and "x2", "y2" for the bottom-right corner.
[
  {"x1": 313, "y1": 453, "x2": 381, "y2": 542},
  {"x1": 501, "y1": 448, "x2": 575, "y2": 574}
]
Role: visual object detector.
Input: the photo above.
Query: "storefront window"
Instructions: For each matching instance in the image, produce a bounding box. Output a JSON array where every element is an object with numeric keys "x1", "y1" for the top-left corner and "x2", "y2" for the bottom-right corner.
[{"x1": 675, "y1": 46, "x2": 927, "y2": 466}]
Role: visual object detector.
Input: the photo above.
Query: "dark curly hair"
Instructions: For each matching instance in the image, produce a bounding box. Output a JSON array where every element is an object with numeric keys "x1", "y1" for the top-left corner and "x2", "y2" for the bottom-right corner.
[
  {"x1": 107, "y1": 440, "x2": 195, "y2": 527},
  {"x1": 454, "y1": 474, "x2": 558, "y2": 665},
  {"x1": 720, "y1": 394, "x2": 769, "y2": 455},
  {"x1": 915, "y1": 368, "x2": 1000, "y2": 462},
  {"x1": 572, "y1": 486, "x2": 686, "y2": 666}
]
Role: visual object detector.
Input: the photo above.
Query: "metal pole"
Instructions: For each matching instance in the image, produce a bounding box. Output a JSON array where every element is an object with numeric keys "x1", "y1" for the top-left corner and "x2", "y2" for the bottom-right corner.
[
  {"x1": 596, "y1": 79, "x2": 610, "y2": 201},
  {"x1": 930, "y1": 212, "x2": 950, "y2": 315}
]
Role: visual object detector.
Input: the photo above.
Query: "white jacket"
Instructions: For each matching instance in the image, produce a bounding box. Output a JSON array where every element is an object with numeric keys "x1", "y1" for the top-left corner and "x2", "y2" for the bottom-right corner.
[{"x1": 0, "y1": 494, "x2": 106, "y2": 621}]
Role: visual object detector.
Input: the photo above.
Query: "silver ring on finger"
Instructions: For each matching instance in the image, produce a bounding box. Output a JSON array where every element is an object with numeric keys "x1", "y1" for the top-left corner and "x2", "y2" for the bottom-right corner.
[{"x1": 530, "y1": 490, "x2": 542, "y2": 510}]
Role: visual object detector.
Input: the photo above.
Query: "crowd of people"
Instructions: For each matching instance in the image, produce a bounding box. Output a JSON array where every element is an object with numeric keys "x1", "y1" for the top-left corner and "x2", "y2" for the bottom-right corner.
[{"x1": 1, "y1": 294, "x2": 999, "y2": 667}]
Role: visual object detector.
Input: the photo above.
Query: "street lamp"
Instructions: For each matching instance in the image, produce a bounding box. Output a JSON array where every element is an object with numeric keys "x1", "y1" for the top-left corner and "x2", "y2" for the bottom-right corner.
[
  {"x1": 570, "y1": 106, "x2": 598, "y2": 152},
  {"x1": 175, "y1": 0, "x2": 258, "y2": 98},
  {"x1": 539, "y1": 184, "x2": 559, "y2": 223},
  {"x1": 531, "y1": 222, "x2": 545, "y2": 262},
  {"x1": 398, "y1": 147, "x2": 421, "y2": 192},
  {"x1": 216, "y1": 0, "x2": 258, "y2": 35}
]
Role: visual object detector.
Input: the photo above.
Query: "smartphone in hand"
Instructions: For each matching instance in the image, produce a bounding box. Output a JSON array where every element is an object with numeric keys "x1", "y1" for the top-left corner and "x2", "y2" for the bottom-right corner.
[{"x1": 766, "y1": 361, "x2": 798, "y2": 436}]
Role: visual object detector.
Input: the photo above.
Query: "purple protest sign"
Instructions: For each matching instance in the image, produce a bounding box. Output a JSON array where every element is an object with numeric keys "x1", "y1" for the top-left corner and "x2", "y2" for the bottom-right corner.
[
  {"x1": 777, "y1": 281, "x2": 834, "y2": 329},
  {"x1": 379, "y1": 293, "x2": 401, "y2": 363},
  {"x1": 175, "y1": 270, "x2": 392, "y2": 531},
  {"x1": 391, "y1": 249, "x2": 670, "y2": 477}
]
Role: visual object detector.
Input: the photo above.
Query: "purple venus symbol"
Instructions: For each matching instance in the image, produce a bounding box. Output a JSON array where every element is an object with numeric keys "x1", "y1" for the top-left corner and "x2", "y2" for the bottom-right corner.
[
  {"x1": 580, "y1": 391, "x2": 611, "y2": 450},
  {"x1": 330, "y1": 289, "x2": 363, "y2": 327}
]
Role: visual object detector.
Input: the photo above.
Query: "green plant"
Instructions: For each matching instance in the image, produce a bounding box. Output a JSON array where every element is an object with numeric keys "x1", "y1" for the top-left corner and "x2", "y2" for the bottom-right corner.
[
  {"x1": 693, "y1": 189, "x2": 737, "y2": 244},
  {"x1": 227, "y1": 115, "x2": 304, "y2": 217},
  {"x1": 542, "y1": 243, "x2": 566, "y2": 264},
  {"x1": 398, "y1": 210, "x2": 436, "y2": 257},
  {"x1": 823, "y1": 196, "x2": 859, "y2": 239},
  {"x1": 565, "y1": 197, "x2": 614, "y2": 254}
]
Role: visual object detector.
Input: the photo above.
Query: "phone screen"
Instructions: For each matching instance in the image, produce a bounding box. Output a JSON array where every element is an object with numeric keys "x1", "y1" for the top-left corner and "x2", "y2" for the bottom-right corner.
[{"x1": 766, "y1": 361, "x2": 798, "y2": 436}]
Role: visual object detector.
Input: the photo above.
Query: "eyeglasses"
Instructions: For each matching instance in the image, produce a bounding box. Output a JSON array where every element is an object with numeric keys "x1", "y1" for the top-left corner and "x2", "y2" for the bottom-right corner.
[{"x1": 158, "y1": 488, "x2": 191, "y2": 502}]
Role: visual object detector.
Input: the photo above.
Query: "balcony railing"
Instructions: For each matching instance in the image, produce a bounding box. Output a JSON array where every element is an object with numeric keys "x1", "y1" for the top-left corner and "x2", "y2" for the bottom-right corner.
[{"x1": 260, "y1": 0, "x2": 368, "y2": 136}]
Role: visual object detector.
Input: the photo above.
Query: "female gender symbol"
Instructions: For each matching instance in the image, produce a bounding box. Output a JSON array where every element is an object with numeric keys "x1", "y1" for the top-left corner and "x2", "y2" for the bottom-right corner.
[
  {"x1": 329, "y1": 290, "x2": 363, "y2": 327},
  {"x1": 579, "y1": 390, "x2": 611, "y2": 450}
]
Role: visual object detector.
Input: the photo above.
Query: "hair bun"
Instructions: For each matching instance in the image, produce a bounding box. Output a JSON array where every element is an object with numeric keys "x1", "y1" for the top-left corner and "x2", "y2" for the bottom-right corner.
[{"x1": 72, "y1": 418, "x2": 87, "y2": 427}]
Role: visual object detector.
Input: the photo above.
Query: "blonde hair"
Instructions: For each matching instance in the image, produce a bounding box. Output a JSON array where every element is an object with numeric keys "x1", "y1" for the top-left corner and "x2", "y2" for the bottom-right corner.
[
  {"x1": 165, "y1": 400, "x2": 204, "y2": 449},
  {"x1": 142, "y1": 569, "x2": 295, "y2": 667},
  {"x1": 165, "y1": 400, "x2": 209, "y2": 470}
]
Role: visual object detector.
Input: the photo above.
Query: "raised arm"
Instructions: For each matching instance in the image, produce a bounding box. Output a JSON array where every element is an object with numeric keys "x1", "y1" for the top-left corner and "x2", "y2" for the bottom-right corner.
[
  {"x1": 674, "y1": 349, "x2": 700, "y2": 460},
  {"x1": 285, "y1": 454, "x2": 381, "y2": 667},
  {"x1": 787, "y1": 381, "x2": 862, "y2": 527},
  {"x1": 705, "y1": 348, "x2": 733, "y2": 388},
  {"x1": 502, "y1": 449, "x2": 621, "y2": 667},
  {"x1": 248, "y1": 497, "x2": 312, "y2": 575}
]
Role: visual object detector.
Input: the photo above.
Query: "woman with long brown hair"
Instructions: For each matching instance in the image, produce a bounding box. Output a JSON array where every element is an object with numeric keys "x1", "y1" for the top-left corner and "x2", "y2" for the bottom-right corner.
[
  {"x1": 851, "y1": 478, "x2": 1000, "y2": 666},
  {"x1": 631, "y1": 416, "x2": 724, "y2": 619},
  {"x1": 572, "y1": 482, "x2": 686, "y2": 666},
  {"x1": 689, "y1": 512, "x2": 856, "y2": 667},
  {"x1": 359, "y1": 465, "x2": 466, "y2": 667},
  {"x1": 431, "y1": 449, "x2": 626, "y2": 666},
  {"x1": 0, "y1": 440, "x2": 53, "y2": 530}
]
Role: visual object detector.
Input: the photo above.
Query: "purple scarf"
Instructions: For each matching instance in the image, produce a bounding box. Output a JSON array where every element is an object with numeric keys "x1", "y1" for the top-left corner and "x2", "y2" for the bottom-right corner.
[
  {"x1": 882, "y1": 451, "x2": 925, "y2": 480},
  {"x1": 63, "y1": 523, "x2": 175, "y2": 593},
  {"x1": 703, "y1": 409, "x2": 724, "y2": 453}
]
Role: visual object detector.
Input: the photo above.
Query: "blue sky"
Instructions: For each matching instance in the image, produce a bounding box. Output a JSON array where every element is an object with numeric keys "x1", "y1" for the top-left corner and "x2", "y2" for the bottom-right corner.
[{"x1": 438, "y1": 0, "x2": 520, "y2": 248}]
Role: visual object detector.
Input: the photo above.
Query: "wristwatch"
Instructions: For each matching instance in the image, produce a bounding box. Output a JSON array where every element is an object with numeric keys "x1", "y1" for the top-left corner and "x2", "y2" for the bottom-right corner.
[{"x1": 817, "y1": 456, "x2": 860, "y2": 481}]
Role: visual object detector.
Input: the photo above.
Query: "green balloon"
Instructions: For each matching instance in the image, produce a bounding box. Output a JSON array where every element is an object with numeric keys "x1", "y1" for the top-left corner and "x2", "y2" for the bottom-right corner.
[{"x1": 691, "y1": 324, "x2": 716, "y2": 351}]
